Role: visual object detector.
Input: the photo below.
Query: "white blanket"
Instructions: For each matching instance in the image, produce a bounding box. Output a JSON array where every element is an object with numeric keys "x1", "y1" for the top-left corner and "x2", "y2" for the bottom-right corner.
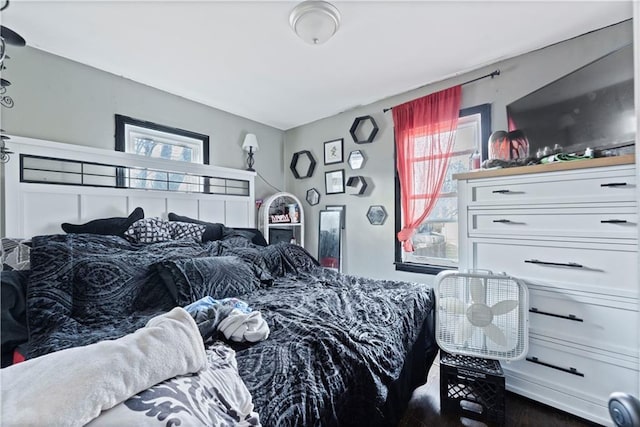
[
  {"x1": 0, "y1": 307, "x2": 207, "y2": 427},
  {"x1": 219, "y1": 310, "x2": 270, "y2": 343}
]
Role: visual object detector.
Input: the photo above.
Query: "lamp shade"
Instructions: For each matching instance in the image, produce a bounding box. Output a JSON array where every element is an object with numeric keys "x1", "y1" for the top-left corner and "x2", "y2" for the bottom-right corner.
[
  {"x1": 1, "y1": 26, "x2": 26, "y2": 47},
  {"x1": 242, "y1": 133, "x2": 259, "y2": 152},
  {"x1": 289, "y1": 1, "x2": 341, "y2": 45}
]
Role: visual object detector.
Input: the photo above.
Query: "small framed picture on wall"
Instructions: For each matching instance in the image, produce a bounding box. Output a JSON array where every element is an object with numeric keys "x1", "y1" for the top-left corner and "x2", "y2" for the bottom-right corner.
[
  {"x1": 323, "y1": 138, "x2": 344, "y2": 165},
  {"x1": 325, "y1": 169, "x2": 345, "y2": 195}
]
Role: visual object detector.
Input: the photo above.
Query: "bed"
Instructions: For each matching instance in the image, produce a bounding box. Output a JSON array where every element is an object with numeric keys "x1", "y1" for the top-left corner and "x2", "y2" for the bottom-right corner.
[{"x1": 0, "y1": 136, "x2": 438, "y2": 427}]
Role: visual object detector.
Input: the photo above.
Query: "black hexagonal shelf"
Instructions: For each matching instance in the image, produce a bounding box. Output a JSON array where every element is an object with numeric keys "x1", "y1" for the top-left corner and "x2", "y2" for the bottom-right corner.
[
  {"x1": 366, "y1": 205, "x2": 387, "y2": 225},
  {"x1": 346, "y1": 176, "x2": 368, "y2": 195},
  {"x1": 349, "y1": 115, "x2": 379, "y2": 144},
  {"x1": 290, "y1": 150, "x2": 316, "y2": 179}
]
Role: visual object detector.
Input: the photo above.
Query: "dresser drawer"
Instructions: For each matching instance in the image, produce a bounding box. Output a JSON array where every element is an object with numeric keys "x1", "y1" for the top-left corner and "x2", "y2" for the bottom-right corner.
[
  {"x1": 473, "y1": 240, "x2": 638, "y2": 294},
  {"x1": 527, "y1": 286, "x2": 638, "y2": 357},
  {"x1": 469, "y1": 168, "x2": 636, "y2": 206},
  {"x1": 470, "y1": 207, "x2": 638, "y2": 240},
  {"x1": 503, "y1": 337, "x2": 638, "y2": 407}
]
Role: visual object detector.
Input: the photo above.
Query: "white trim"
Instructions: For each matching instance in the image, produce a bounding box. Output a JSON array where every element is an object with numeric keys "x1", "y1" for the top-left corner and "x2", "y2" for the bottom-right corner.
[{"x1": 2, "y1": 135, "x2": 256, "y2": 238}]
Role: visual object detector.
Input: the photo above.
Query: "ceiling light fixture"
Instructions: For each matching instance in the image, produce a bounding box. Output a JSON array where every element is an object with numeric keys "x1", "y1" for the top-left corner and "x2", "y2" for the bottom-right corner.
[{"x1": 289, "y1": 1, "x2": 341, "y2": 45}]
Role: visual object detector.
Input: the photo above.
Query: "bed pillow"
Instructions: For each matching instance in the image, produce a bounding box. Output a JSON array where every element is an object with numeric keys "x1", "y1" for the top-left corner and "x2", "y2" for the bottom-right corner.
[
  {"x1": 124, "y1": 218, "x2": 207, "y2": 244},
  {"x1": 222, "y1": 227, "x2": 268, "y2": 247},
  {"x1": 1, "y1": 238, "x2": 32, "y2": 271},
  {"x1": 154, "y1": 256, "x2": 261, "y2": 306},
  {"x1": 168, "y1": 213, "x2": 224, "y2": 242},
  {"x1": 218, "y1": 244, "x2": 273, "y2": 283},
  {"x1": 61, "y1": 207, "x2": 144, "y2": 238},
  {"x1": 123, "y1": 218, "x2": 173, "y2": 243}
]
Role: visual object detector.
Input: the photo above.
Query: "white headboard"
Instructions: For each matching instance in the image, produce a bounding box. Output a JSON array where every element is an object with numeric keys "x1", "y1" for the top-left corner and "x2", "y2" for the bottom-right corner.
[{"x1": 2, "y1": 135, "x2": 256, "y2": 238}]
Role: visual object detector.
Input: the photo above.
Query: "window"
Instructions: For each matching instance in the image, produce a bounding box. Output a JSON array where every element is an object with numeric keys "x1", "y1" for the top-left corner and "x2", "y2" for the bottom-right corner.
[
  {"x1": 395, "y1": 104, "x2": 491, "y2": 274},
  {"x1": 115, "y1": 115, "x2": 210, "y2": 191}
]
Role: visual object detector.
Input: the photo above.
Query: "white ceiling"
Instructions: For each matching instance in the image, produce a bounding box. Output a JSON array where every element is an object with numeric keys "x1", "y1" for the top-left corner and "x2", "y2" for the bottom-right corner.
[{"x1": 3, "y1": 1, "x2": 634, "y2": 130}]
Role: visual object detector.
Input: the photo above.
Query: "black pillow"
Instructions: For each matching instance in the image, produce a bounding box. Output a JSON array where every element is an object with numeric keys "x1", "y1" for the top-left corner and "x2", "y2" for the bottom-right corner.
[
  {"x1": 61, "y1": 207, "x2": 144, "y2": 237},
  {"x1": 167, "y1": 213, "x2": 225, "y2": 242},
  {"x1": 154, "y1": 256, "x2": 261, "y2": 305},
  {"x1": 1, "y1": 270, "x2": 29, "y2": 367}
]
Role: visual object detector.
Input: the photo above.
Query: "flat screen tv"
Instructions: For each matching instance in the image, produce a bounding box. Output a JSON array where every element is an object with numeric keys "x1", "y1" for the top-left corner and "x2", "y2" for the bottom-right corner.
[{"x1": 507, "y1": 44, "x2": 635, "y2": 156}]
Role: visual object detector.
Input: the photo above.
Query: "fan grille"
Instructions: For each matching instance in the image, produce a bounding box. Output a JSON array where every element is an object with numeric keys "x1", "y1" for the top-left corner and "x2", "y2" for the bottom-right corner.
[{"x1": 435, "y1": 270, "x2": 529, "y2": 361}]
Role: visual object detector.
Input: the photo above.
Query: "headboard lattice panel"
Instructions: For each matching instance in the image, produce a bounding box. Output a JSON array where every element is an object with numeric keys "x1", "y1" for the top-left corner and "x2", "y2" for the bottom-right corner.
[{"x1": 2, "y1": 136, "x2": 256, "y2": 238}]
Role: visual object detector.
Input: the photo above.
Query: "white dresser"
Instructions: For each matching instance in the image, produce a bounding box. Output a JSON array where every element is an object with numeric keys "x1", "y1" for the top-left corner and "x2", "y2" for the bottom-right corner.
[{"x1": 455, "y1": 155, "x2": 638, "y2": 426}]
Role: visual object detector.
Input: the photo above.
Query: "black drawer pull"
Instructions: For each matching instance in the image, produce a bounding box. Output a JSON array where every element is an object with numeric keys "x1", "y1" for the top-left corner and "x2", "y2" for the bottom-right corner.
[
  {"x1": 600, "y1": 182, "x2": 628, "y2": 187},
  {"x1": 600, "y1": 219, "x2": 628, "y2": 224},
  {"x1": 492, "y1": 189, "x2": 512, "y2": 194},
  {"x1": 526, "y1": 357, "x2": 584, "y2": 377},
  {"x1": 529, "y1": 307, "x2": 583, "y2": 322},
  {"x1": 525, "y1": 259, "x2": 584, "y2": 269},
  {"x1": 492, "y1": 219, "x2": 512, "y2": 223}
]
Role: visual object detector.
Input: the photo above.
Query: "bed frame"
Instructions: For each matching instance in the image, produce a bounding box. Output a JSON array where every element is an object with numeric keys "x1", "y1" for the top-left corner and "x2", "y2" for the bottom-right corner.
[{"x1": 2, "y1": 135, "x2": 256, "y2": 238}]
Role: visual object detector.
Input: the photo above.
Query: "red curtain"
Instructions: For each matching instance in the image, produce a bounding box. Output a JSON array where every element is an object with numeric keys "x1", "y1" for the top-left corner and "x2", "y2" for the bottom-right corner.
[{"x1": 393, "y1": 85, "x2": 462, "y2": 251}]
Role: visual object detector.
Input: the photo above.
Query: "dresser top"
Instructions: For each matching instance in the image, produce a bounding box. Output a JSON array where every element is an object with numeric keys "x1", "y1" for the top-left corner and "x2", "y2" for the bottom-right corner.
[{"x1": 453, "y1": 154, "x2": 636, "y2": 180}]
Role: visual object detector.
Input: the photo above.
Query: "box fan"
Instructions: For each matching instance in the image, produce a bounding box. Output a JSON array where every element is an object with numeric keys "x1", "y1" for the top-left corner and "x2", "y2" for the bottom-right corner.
[{"x1": 434, "y1": 270, "x2": 529, "y2": 424}]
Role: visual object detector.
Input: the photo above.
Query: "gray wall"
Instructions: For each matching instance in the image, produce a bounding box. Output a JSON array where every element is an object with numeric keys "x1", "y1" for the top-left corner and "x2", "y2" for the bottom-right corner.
[
  {"x1": 0, "y1": 47, "x2": 285, "y2": 207},
  {"x1": 284, "y1": 20, "x2": 634, "y2": 283}
]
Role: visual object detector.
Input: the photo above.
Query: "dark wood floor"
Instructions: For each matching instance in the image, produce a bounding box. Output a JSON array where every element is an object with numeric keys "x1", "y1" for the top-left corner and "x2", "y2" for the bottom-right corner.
[{"x1": 399, "y1": 355, "x2": 602, "y2": 427}]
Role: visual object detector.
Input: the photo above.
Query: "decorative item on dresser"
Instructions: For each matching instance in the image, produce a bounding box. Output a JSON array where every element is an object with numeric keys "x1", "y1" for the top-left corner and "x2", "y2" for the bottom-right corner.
[
  {"x1": 258, "y1": 192, "x2": 305, "y2": 246},
  {"x1": 454, "y1": 154, "x2": 638, "y2": 426}
]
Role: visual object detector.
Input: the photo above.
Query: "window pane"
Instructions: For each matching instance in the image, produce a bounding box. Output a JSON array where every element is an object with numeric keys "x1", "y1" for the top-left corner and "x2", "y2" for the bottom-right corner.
[
  {"x1": 440, "y1": 154, "x2": 467, "y2": 194},
  {"x1": 399, "y1": 105, "x2": 488, "y2": 269}
]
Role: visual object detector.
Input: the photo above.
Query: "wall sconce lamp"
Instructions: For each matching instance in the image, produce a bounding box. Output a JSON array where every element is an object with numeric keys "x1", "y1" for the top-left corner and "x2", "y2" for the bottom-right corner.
[
  {"x1": 289, "y1": 1, "x2": 341, "y2": 45},
  {"x1": 1, "y1": 132, "x2": 13, "y2": 163},
  {"x1": 242, "y1": 133, "x2": 259, "y2": 171}
]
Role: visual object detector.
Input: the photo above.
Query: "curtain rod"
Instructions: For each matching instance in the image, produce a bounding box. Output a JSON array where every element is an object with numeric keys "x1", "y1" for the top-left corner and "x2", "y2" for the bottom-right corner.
[{"x1": 382, "y1": 69, "x2": 500, "y2": 113}]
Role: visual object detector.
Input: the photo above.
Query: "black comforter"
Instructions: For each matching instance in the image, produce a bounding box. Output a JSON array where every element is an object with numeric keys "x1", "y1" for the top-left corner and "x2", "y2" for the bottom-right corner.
[{"x1": 25, "y1": 234, "x2": 435, "y2": 426}]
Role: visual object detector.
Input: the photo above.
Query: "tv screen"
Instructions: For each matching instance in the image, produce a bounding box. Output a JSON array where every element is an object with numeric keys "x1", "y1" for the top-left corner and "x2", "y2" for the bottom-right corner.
[
  {"x1": 507, "y1": 44, "x2": 635, "y2": 156},
  {"x1": 269, "y1": 228, "x2": 293, "y2": 245}
]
